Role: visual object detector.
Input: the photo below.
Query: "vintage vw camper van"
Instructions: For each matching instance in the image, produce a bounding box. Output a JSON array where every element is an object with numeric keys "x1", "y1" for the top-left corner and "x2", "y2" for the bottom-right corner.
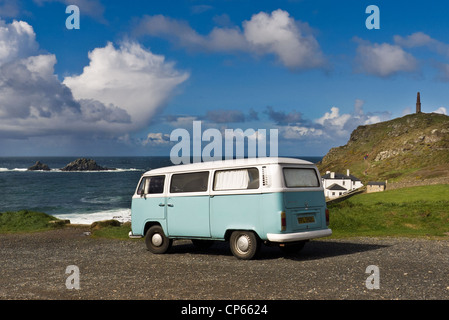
[{"x1": 130, "y1": 157, "x2": 331, "y2": 259}]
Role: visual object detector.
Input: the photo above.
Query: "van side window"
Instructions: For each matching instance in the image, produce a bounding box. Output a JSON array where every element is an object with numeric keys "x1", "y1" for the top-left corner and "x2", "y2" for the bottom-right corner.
[
  {"x1": 170, "y1": 171, "x2": 209, "y2": 193},
  {"x1": 283, "y1": 168, "x2": 319, "y2": 187},
  {"x1": 137, "y1": 175, "x2": 165, "y2": 195},
  {"x1": 213, "y1": 168, "x2": 259, "y2": 191}
]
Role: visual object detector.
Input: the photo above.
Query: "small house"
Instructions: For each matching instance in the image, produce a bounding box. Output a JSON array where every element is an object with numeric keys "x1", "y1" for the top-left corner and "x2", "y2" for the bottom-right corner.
[{"x1": 322, "y1": 169, "x2": 363, "y2": 199}]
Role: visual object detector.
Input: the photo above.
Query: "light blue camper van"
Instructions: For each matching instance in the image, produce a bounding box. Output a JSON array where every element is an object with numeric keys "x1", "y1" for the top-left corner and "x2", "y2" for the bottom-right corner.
[{"x1": 130, "y1": 157, "x2": 332, "y2": 259}]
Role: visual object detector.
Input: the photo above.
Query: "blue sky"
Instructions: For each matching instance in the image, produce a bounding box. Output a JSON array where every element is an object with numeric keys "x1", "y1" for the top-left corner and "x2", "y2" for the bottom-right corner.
[{"x1": 0, "y1": 0, "x2": 448, "y2": 157}]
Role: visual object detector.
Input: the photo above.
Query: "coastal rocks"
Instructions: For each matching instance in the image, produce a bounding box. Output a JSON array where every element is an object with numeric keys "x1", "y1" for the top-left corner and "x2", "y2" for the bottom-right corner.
[
  {"x1": 60, "y1": 158, "x2": 115, "y2": 171},
  {"x1": 28, "y1": 161, "x2": 51, "y2": 171}
]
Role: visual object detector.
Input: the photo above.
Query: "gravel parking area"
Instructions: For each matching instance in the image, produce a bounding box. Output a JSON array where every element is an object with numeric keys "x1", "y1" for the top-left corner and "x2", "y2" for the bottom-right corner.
[{"x1": 1, "y1": 226, "x2": 449, "y2": 301}]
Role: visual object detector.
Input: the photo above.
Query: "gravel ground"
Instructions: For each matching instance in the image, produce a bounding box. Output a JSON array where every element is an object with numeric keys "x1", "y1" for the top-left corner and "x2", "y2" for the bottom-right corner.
[{"x1": 1, "y1": 226, "x2": 449, "y2": 301}]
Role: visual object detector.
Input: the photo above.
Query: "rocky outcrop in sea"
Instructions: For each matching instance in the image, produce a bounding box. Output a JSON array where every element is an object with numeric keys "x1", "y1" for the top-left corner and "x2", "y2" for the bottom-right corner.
[
  {"x1": 60, "y1": 158, "x2": 115, "y2": 171},
  {"x1": 28, "y1": 161, "x2": 51, "y2": 171}
]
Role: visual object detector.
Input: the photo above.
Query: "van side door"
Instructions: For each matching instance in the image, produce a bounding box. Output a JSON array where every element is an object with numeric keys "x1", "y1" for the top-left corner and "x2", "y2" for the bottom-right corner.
[{"x1": 166, "y1": 171, "x2": 211, "y2": 238}]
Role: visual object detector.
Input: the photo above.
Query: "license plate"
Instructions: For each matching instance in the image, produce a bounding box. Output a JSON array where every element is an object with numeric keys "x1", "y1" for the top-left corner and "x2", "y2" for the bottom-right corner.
[{"x1": 297, "y1": 216, "x2": 315, "y2": 224}]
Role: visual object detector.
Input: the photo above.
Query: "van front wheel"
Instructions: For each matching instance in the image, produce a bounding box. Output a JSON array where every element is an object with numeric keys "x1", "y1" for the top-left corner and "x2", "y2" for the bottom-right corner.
[
  {"x1": 230, "y1": 231, "x2": 260, "y2": 260},
  {"x1": 145, "y1": 225, "x2": 172, "y2": 254}
]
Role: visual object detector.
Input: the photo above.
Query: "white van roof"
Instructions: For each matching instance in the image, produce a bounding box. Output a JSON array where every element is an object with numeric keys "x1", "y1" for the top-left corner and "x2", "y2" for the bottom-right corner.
[{"x1": 143, "y1": 157, "x2": 315, "y2": 176}]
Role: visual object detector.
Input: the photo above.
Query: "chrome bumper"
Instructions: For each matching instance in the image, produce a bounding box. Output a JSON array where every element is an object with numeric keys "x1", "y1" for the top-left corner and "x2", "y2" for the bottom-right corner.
[
  {"x1": 266, "y1": 229, "x2": 332, "y2": 242},
  {"x1": 128, "y1": 231, "x2": 143, "y2": 239}
]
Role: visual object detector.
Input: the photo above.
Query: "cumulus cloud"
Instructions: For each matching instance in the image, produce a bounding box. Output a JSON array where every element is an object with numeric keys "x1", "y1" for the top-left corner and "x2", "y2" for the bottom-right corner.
[
  {"x1": 0, "y1": 19, "x2": 38, "y2": 64},
  {"x1": 0, "y1": 53, "x2": 79, "y2": 120},
  {"x1": 243, "y1": 9, "x2": 326, "y2": 69},
  {"x1": 432, "y1": 107, "x2": 447, "y2": 115},
  {"x1": 134, "y1": 9, "x2": 326, "y2": 70},
  {"x1": 63, "y1": 41, "x2": 189, "y2": 129},
  {"x1": 278, "y1": 100, "x2": 391, "y2": 141},
  {"x1": 142, "y1": 132, "x2": 171, "y2": 146},
  {"x1": 0, "y1": 19, "x2": 188, "y2": 140},
  {"x1": 394, "y1": 32, "x2": 449, "y2": 57},
  {"x1": 354, "y1": 37, "x2": 418, "y2": 77}
]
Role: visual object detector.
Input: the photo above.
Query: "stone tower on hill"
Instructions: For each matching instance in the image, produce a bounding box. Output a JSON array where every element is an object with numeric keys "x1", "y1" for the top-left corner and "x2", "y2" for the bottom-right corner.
[{"x1": 416, "y1": 92, "x2": 422, "y2": 113}]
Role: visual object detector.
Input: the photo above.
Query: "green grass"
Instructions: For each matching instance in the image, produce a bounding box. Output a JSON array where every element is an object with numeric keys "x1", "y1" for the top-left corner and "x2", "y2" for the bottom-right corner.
[
  {"x1": 328, "y1": 184, "x2": 449, "y2": 238},
  {"x1": 0, "y1": 211, "x2": 132, "y2": 238},
  {"x1": 90, "y1": 220, "x2": 132, "y2": 240},
  {"x1": 0, "y1": 210, "x2": 61, "y2": 233}
]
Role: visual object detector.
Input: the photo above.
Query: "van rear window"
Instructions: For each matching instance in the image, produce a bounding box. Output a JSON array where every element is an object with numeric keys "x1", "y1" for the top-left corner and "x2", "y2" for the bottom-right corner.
[
  {"x1": 170, "y1": 171, "x2": 209, "y2": 193},
  {"x1": 283, "y1": 168, "x2": 320, "y2": 188}
]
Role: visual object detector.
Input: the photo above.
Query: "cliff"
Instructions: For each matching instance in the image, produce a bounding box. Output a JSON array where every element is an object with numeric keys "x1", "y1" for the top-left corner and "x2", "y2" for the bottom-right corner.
[{"x1": 317, "y1": 112, "x2": 449, "y2": 183}]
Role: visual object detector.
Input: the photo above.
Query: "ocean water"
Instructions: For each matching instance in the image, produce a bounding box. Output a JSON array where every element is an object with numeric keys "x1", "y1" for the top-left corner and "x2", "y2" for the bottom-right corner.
[{"x1": 0, "y1": 156, "x2": 321, "y2": 225}]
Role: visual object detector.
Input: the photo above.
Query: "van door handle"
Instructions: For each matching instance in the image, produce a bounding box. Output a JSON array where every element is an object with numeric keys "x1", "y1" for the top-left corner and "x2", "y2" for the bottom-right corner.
[
  {"x1": 158, "y1": 203, "x2": 165, "y2": 207},
  {"x1": 167, "y1": 203, "x2": 174, "y2": 207}
]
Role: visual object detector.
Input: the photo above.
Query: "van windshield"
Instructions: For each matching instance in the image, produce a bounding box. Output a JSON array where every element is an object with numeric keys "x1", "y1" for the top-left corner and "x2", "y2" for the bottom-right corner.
[{"x1": 283, "y1": 168, "x2": 320, "y2": 188}]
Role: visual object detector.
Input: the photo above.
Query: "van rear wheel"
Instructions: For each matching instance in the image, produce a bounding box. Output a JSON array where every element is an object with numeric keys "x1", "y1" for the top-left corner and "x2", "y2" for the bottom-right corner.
[
  {"x1": 230, "y1": 231, "x2": 260, "y2": 260},
  {"x1": 145, "y1": 225, "x2": 172, "y2": 254}
]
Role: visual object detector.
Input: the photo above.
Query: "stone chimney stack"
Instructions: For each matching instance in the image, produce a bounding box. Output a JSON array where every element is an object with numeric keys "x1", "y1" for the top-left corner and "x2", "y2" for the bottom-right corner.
[{"x1": 416, "y1": 92, "x2": 421, "y2": 113}]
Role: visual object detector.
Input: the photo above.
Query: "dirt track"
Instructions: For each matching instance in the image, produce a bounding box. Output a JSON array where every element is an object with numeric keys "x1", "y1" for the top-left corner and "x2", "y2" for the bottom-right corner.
[{"x1": 1, "y1": 227, "x2": 449, "y2": 301}]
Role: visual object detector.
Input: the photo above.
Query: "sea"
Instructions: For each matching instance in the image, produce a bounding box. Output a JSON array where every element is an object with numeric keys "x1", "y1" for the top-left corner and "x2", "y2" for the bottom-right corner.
[{"x1": 0, "y1": 156, "x2": 322, "y2": 225}]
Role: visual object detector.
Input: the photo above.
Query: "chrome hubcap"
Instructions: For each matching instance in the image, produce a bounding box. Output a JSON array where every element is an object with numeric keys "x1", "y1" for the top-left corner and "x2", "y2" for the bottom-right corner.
[
  {"x1": 236, "y1": 235, "x2": 250, "y2": 253},
  {"x1": 152, "y1": 233, "x2": 163, "y2": 247}
]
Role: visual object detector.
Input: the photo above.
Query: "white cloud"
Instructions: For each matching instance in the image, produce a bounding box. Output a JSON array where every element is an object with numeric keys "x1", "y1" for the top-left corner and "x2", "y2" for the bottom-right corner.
[
  {"x1": 279, "y1": 100, "x2": 390, "y2": 141},
  {"x1": 142, "y1": 132, "x2": 171, "y2": 146},
  {"x1": 283, "y1": 126, "x2": 324, "y2": 139},
  {"x1": 243, "y1": 9, "x2": 325, "y2": 69},
  {"x1": 63, "y1": 41, "x2": 189, "y2": 130},
  {"x1": 393, "y1": 32, "x2": 449, "y2": 82},
  {"x1": 354, "y1": 38, "x2": 418, "y2": 77},
  {"x1": 316, "y1": 106, "x2": 351, "y2": 129},
  {"x1": 432, "y1": 107, "x2": 447, "y2": 115},
  {"x1": 0, "y1": 19, "x2": 38, "y2": 64},
  {"x1": 134, "y1": 9, "x2": 326, "y2": 70},
  {"x1": 0, "y1": 19, "x2": 189, "y2": 141},
  {"x1": 394, "y1": 32, "x2": 449, "y2": 57}
]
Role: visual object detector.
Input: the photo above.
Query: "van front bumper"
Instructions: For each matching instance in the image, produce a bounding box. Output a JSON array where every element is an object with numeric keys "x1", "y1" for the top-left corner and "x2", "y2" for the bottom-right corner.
[{"x1": 267, "y1": 229, "x2": 332, "y2": 242}]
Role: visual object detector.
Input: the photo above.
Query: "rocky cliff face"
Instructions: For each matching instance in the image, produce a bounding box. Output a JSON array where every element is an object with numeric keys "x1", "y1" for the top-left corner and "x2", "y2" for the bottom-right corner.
[{"x1": 317, "y1": 112, "x2": 449, "y2": 183}]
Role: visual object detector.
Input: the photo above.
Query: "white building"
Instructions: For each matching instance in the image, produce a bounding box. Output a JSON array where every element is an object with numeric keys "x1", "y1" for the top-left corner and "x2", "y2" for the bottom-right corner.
[{"x1": 321, "y1": 169, "x2": 363, "y2": 199}]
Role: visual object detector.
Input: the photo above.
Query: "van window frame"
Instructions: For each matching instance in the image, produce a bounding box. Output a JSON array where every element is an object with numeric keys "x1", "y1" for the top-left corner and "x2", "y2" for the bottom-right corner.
[
  {"x1": 169, "y1": 171, "x2": 210, "y2": 194},
  {"x1": 136, "y1": 175, "x2": 166, "y2": 196},
  {"x1": 212, "y1": 167, "x2": 260, "y2": 191},
  {"x1": 282, "y1": 166, "x2": 321, "y2": 189}
]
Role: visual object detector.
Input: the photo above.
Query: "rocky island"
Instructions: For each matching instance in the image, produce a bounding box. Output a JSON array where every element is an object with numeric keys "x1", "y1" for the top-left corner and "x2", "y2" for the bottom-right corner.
[
  {"x1": 28, "y1": 161, "x2": 51, "y2": 171},
  {"x1": 60, "y1": 158, "x2": 115, "y2": 171}
]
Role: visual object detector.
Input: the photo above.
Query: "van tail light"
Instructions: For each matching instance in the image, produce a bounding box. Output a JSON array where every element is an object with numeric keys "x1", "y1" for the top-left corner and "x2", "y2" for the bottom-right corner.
[
  {"x1": 325, "y1": 208, "x2": 330, "y2": 226},
  {"x1": 281, "y1": 211, "x2": 286, "y2": 231}
]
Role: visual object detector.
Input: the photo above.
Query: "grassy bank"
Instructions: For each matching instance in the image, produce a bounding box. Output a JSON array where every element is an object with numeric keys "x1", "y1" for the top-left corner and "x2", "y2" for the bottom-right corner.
[
  {"x1": 0, "y1": 210, "x2": 132, "y2": 238},
  {"x1": 328, "y1": 184, "x2": 449, "y2": 238},
  {"x1": 0, "y1": 210, "x2": 61, "y2": 233},
  {"x1": 90, "y1": 220, "x2": 132, "y2": 239}
]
